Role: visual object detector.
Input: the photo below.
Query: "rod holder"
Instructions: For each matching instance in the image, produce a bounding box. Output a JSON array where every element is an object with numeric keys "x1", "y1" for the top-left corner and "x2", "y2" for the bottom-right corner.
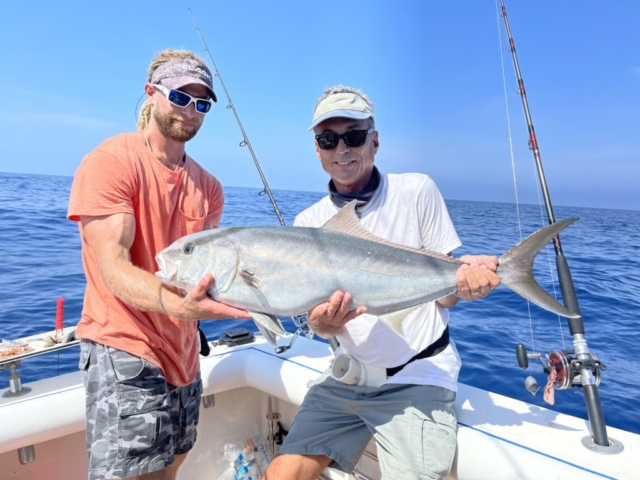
[
  {"x1": 201, "y1": 394, "x2": 215, "y2": 409},
  {"x1": 2, "y1": 362, "x2": 32, "y2": 398},
  {"x1": 18, "y1": 445, "x2": 36, "y2": 465}
]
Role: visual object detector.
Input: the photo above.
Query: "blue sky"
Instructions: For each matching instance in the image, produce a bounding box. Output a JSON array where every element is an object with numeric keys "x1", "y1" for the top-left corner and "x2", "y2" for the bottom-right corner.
[{"x1": 1, "y1": 1, "x2": 638, "y2": 210}]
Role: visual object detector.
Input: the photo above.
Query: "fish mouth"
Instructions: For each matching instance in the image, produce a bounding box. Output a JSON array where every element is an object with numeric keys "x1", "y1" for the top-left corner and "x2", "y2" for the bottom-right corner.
[
  {"x1": 155, "y1": 270, "x2": 174, "y2": 284},
  {"x1": 154, "y1": 268, "x2": 195, "y2": 294},
  {"x1": 155, "y1": 255, "x2": 198, "y2": 293},
  {"x1": 155, "y1": 255, "x2": 179, "y2": 285}
]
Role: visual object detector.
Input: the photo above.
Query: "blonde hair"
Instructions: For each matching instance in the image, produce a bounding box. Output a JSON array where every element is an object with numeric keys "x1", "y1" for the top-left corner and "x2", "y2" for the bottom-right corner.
[
  {"x1": 313, "y1": 85, "x2": 375, "y2": 128},
  {"x1": 136, "y1": 49, "x2": 209, "y2": 131}
]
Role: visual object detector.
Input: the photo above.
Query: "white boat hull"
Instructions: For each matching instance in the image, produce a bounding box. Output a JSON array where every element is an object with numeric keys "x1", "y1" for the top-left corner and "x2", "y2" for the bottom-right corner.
[{"x1": 1, "y1": 335, "x2": 637, "y2": 479}]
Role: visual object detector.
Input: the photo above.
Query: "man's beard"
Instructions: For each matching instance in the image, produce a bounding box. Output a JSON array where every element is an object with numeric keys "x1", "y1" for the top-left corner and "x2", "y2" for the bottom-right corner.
[{"x1": 153, "y1": 109, "x2": 200, "y2": 142}]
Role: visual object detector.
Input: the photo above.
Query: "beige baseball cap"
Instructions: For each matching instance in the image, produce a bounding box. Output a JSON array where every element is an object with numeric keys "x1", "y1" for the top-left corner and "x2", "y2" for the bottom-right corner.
[{"x1": 309, "y1": 92, "x2": 373, "y2": 130}]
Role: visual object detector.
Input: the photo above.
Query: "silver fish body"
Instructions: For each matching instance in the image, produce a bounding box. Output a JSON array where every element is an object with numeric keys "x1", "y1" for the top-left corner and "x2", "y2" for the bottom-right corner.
[{"x1": 155, "y1": 201, "x2": 579, "y2": 342}]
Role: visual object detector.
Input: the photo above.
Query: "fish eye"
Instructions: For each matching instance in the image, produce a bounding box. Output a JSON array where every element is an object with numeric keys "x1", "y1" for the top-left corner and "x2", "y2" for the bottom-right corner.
[{"x1": 183, "y1": 243, "x2": 196, "y2": 255}]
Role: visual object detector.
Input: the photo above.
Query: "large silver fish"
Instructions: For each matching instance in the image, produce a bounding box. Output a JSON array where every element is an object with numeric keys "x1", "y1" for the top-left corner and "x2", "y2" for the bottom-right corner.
[{"x1": 155, "y1": 201, "x2": 579, "y2": 344}]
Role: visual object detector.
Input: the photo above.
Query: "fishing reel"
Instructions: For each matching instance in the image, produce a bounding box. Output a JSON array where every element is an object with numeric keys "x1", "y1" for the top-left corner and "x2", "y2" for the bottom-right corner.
[
  {"x1": 274, "y1": 314, "x2": 314, "y2": 354},
  {"x1": 516, "y1": 344, "x2": 606, "y2": 395}
]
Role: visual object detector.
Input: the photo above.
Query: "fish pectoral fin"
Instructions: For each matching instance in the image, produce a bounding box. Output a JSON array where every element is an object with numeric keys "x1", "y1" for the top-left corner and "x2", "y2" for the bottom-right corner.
[
  {"x1": 378, "y1": 305, "x2": 423, "y2": 339},
  {"x1": 254, "y1": 321, "x2": 279, "y2": 346},
  {"x1": 249, "y1": 311, "x2": 285, "y2": 337},
  {"x1": 239, "y1": 269, "x2": 261, "y2": 289}
]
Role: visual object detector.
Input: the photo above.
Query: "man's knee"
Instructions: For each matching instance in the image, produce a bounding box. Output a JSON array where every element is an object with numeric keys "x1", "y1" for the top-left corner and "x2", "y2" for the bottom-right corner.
[
  {"x1": 126, "y1": 464, "x2": 175, "y2": 480},
  {"x1": 265, "y1": 453, "x2": 332, "y2": 480},
  {"x1": 172, "y1": 453, "x2": 188, "y2": 473},
  {"x1": 130, "y1": 453, "x2": 189, "y2": 480}
]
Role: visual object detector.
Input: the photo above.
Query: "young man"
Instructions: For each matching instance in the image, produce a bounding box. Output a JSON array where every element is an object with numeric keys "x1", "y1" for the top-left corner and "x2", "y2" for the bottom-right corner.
[
  {"x1": 266, "y1": 86, "x2": 500, "y2": 480},
  {"x1": 68, "y1": 49, "x2": 250, "y2": 480}
]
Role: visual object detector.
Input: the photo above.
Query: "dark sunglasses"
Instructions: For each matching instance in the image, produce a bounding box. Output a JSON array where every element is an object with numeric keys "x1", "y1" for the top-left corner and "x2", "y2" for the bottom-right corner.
[
  {"x1": 153, "y1": 84, "x2": 213, "y2": 114},
  {"x1": 315, "y1": 128, "x2": 374, "y2": 150}
]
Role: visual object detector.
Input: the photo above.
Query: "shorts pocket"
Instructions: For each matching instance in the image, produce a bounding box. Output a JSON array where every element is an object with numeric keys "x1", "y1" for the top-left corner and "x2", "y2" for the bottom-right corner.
[
  {"x1": 176, "y1": 372, "x2": 203, "y2": 453},
  {"x1": 78, "y1": 340, "x2": 91, "y2": 371},
  {"x1": 109, "y1": 349, "x2": 171, "y2": 458},
  {"x1": 410, "y1": 401, "x2": 457, "y2": 478}
]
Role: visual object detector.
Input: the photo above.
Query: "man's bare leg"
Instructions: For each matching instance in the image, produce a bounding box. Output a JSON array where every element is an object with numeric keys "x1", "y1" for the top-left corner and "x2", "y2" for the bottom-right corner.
[{"x1": 265, "y1": 453, "x2": 332, "y2": 480}]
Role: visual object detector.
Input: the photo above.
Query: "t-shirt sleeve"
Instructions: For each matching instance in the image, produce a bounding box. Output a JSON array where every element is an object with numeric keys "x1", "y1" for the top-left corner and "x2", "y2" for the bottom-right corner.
[
  {"x1": 293, "y1": 206, "x2": 322, "y2": 227},
  {"x1": 294, "y1": 197, "x2": 334, "y2": 227},
  {"x1": 293, "y1": 212, "x2": 310, "y2": 227},
  {"x1": 67, "y1": 149, "x2": 138, "y2": 222},
  {"x1": 418, "y1": 176, "x2": 461, "y2": 254}
]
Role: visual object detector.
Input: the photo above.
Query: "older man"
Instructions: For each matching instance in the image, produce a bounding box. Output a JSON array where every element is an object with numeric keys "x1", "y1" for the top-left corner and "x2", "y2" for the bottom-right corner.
[
  {"x1": 266, "y1": 86, "x2": 500, "y2": 480},
  {"x1": 68, "y1": 49, "x2": 250, "y2": 480}
]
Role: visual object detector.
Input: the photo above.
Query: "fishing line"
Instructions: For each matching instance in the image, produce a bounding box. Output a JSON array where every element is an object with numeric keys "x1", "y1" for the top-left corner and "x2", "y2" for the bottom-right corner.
[
  {"x1": 495, "y1": 0, "x2": 536, "y2": 358},
  {"x1": 188, "y1": 8, "x2": 286, "y2": 227},
  {"x1": 496, "y1": 0, "x2": 536, "y2": 360},
  {"x1": 494, "y1": 0, "x2": 566, "y2": 353},
  {"x1": 134, "y1": 92, "x2": 146, "y2": 126},
  {"x1": 494, "y1": 0, "x2": 522, "y2": 238}
]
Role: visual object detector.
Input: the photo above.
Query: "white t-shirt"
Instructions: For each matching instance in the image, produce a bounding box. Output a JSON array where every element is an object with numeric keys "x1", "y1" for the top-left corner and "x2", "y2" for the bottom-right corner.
[{"x1": 294, "y1": 173, "x2": 463, "y2": 391}]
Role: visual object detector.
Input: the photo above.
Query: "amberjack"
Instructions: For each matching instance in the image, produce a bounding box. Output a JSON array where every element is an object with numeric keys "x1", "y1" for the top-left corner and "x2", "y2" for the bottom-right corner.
[{"x1": 155, "y1": 201, "x2": 578, "y2": 344}]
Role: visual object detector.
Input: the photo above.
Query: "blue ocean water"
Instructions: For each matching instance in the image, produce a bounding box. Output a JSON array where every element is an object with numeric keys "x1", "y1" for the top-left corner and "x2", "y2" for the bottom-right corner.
[{"x1": 1, "y1": 171, "x2": 638, "y2": 435}]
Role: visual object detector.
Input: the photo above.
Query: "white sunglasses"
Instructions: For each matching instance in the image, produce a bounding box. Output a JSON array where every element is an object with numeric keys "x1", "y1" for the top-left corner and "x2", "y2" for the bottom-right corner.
[{"x1": 153, "y1": 84, "x2": 213, "y2": 114}]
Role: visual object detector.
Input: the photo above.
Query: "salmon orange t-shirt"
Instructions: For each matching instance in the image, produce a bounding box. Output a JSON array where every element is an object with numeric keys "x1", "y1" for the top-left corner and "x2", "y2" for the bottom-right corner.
[{"x1": 68, "y1": 132, "x2": 224, "y2": 386}]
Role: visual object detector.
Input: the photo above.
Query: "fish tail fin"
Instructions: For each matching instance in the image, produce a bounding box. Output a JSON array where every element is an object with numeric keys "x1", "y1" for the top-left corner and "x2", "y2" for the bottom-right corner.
[{"x1": 498, "y1": 218, "x2": 580, "y2": 318}]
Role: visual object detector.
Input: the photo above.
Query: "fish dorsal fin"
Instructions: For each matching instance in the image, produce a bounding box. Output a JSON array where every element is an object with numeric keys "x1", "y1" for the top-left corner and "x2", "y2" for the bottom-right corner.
[{"x1": 321, "y1": 200, "x2": 462, "y2": 264}]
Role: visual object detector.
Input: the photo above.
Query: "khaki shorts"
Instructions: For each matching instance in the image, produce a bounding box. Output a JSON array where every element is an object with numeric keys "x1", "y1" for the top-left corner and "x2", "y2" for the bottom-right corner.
[
  {"x1": 79, "y1": 339, "x2": 202, "y2": 480},
  {"x1": 278, "y1": 377, "x2": 457, "y2": 479}
]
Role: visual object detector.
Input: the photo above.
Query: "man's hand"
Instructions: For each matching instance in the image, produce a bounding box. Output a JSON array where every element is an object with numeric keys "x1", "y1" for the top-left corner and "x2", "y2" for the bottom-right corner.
[
  {"x1": 307, "y1": 291, "x2": 367, "y2": 338},
  {"x1": 454, "y1": 254, "x2": 500, "y2": 301},
  {"x1": 164, "y1": 273, "x2": 251, "y2": 321}
]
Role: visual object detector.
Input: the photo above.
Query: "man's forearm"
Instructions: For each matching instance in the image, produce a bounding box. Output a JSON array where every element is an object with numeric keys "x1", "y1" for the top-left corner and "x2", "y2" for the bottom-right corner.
[{"x1": 101, "y1": 256, "x2": 184, "y2": 318}]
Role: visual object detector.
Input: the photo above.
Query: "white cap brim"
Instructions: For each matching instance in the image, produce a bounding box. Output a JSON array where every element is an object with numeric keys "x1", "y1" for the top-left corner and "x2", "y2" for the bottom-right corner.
[
  {"x1": 309, "y1": 91, "x2": 374, "y2": 131},
  {"x1": 308, "y1": 109, "x2": 372, "y2": 130}
]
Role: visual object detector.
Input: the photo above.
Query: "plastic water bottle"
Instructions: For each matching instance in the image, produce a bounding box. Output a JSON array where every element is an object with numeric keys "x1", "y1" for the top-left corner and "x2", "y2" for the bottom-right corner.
[
  {"x1": 216, "y1": 466, "x2": 236, "y2": 480},
  {"x1": 251, "y1": 436, "x2": 271, "y2": 474},
  {"x1": 222, "y1": 442, "x2": 259, "y2": 479},
  {"x1": 235, "y1": 460, "x2": 260, "y2": 479},
  {"x1": 220, "y1": 437, "x2": 272, "y2": 479},
  {"x1": 224, "y1": 443, "x2": 254, "y2": 466}
]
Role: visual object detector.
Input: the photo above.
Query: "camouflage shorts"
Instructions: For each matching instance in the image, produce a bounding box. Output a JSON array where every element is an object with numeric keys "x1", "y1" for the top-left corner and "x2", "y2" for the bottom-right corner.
[{"x1": 79, "y1": 339, "x2": 202, "y2": 480}]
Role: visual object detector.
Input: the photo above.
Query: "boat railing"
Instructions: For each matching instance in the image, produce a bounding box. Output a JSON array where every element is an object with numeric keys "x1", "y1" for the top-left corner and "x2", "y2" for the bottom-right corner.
[{"x1": 0, "y1": 326, "x2": 78, "y2": 398}]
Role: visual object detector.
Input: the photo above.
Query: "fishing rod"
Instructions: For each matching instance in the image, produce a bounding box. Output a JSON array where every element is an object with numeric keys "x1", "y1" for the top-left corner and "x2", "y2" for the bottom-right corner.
[
  {"x1": 188, "y1": 8, "x2": 286, "y2": 227},
  {"x1": 499, "y1": 0, "x2": 616, "y2": 451},
  {"x1": 187, "y1": 9, "x2": 333, "y2": 353}
]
